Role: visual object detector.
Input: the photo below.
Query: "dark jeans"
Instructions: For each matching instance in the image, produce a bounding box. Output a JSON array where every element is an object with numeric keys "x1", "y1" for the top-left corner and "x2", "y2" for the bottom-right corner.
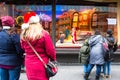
[
  {"x1": 103, "y1": 61, "x2": 111, "y2": 75},
  {"x1": 87, "y1": 64, "x2": 102, "y2": 76},
  {"x1": 0, "y1": 66, "x2": 21, "y2": 80}
]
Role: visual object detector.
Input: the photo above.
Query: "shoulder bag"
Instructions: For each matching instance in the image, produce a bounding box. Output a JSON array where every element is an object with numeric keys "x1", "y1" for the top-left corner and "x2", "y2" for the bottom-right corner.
[{"x1": 26, "y1": 40, "x2": 58, "y2": 77}]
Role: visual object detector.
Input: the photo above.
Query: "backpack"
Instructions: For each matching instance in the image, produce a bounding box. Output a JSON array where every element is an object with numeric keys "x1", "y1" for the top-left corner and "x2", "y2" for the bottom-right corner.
[
  {"x1": 78, "y1": 39, "x2": 90, "y2": 63},
  {"x1": 79, "y1": 39, "x2": 90, "y2": 55},
  {"x1": 107, "y1": 37, "x2": 118, "y2": 52},
  {"x1": 113, "y1": 41, "x2": 118, "y2": 52},
  {"x1": 104, "y1": 36, "x2": 118, "y2": 61}
]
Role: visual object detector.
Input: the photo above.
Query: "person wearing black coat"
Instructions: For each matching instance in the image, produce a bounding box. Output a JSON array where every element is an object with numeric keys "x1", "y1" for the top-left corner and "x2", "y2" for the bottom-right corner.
[{"x1": 103, "y1": 29, "x2": 118, "y2": 79}]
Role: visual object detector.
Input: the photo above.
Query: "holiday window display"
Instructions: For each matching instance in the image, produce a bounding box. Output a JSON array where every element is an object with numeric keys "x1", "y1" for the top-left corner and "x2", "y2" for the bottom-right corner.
[{"x1": 13, "y1": 5, "x2": 117, "y2": 47}]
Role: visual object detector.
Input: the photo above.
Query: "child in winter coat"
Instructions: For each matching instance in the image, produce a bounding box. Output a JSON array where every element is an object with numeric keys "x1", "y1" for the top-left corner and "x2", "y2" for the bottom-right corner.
[
  {"x1": 79, "y1": 32, "x2": 91, "y2": 76},
  {"x1": 79, "y1": 38, "x2": 90, "y2": 75}
]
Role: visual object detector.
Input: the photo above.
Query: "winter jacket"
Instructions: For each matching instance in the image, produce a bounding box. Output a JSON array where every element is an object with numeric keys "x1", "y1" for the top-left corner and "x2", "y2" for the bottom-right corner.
[
  {"x1": 105, "y1": 35, "x2": 118, "y2": 61},
  {"x1": 0, "y1": 30, "x2": 24, "y2": 66},
  {"x1": 79, "y1": 38, "x2": 90, "y2": 64},
  {"x1": 88, "y1": 35, "x2": 105, "y2": 65},
  {"x1": 21, "y1": 30, "x2": 56, "y2": 80}
]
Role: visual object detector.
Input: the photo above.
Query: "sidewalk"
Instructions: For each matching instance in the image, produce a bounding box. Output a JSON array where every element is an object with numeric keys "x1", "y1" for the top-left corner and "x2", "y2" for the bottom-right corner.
[{"x1": 19, "y1": 64, "x2": 120, "y2": 80}]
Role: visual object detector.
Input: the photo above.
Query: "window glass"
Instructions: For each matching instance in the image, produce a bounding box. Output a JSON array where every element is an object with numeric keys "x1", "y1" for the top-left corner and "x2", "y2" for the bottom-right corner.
[{"x1": 14, "y1": 4, "x2": 117, "y2": 48}]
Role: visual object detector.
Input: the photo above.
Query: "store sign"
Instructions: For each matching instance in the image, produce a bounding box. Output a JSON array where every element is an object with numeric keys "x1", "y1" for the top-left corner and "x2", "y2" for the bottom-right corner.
[{"x1": 107, "y1": 18, "x2": 116, "y2": 25}]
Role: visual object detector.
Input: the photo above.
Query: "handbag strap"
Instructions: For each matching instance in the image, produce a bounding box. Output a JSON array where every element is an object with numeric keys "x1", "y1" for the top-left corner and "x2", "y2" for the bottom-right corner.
[{"x1": 26, "y1": 40, "x2": 47, "y2": 68}]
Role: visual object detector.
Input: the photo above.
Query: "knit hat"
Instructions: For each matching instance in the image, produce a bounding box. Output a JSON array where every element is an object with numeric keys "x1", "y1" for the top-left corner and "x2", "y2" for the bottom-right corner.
[
  {"x1": 107, "y1": 29, "x2": 113, "y2": 35},
  {"x1": 24, "y1": 11, "x2": 40, "y2": 24},
  {"x1": 94, "y1": 30, "x2": 101, "y2": 35},
  {"x1": 1, "y1": 16, "x2": 14, "y2": 29}
]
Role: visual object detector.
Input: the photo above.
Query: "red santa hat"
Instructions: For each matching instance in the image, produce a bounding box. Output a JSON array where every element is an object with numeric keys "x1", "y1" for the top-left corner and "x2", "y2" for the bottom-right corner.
[
  {"x1": 22, "y1": 11, "x2": 40, "y2": 29},
  {"x1": 24, "y1": 11, "x2": 40, "y2": 24}
]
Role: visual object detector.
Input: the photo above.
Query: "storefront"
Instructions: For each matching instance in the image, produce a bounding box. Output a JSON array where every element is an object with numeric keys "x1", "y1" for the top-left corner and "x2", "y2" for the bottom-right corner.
[{"x1": 0, "y1": 0, "x2": 119, "y2": 48}]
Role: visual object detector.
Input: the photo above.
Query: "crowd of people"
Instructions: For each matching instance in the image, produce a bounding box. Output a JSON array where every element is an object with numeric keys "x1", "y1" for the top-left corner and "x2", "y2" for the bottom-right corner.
[
  {"x1": 0, "y1": 11, "x2": 118, "y2": 80},
  {"x1": 0, "y1": 11, "x2": 56, "y2": 80},
  {"x1": 80, "y1": 29, "x2": 118, "y2": 80}
]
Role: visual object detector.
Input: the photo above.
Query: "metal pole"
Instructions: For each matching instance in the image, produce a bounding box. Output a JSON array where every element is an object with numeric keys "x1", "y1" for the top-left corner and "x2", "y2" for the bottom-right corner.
[{"x1": 52, "y1": 0, "x2": 56, "y2": 46}]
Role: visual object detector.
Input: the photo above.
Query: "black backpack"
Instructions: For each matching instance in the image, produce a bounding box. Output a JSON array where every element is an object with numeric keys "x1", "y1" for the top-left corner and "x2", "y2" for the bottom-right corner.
[
  {"x1": 107, "y1": 36, "x2": 118, "y2": 52},
  {"x1": 104, "y1": 36, "x2": 118, "y2": 61}
]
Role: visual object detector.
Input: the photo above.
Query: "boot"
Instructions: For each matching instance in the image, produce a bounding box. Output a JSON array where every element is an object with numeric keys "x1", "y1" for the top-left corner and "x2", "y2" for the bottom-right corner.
[
  {"x1": 95, "y1": 75, "x2": 100, "y2": 80},
  {"x1": 84, "y1": 73, "x2": 89, "y2": 80}
]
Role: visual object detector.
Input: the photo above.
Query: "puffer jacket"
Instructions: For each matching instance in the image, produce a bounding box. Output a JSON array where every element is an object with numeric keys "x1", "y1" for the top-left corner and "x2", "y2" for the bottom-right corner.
[
  {"x1": 79, "y1": 38, "x2": 90, "y2": 64},
  {"x1": 88, "y1": 35, "x2": 105, "y2": 65}
]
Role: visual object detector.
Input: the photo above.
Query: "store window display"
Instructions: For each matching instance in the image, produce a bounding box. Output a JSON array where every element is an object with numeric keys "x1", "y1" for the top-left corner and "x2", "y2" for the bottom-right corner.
[{"x1": 13, "y1": 5, "x2": 117, "y2": 48}]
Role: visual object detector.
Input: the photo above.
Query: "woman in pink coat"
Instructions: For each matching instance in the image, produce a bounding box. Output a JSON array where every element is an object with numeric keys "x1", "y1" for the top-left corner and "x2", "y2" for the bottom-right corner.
[{"x1": 20, "y1": 12, "x2": 56, "y2": 80}]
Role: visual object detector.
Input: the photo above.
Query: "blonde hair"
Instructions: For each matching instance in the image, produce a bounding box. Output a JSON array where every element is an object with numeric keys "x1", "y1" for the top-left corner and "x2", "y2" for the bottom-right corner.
[{"x1": 20, "y1": 22, "x2": 43, "y2": 41}]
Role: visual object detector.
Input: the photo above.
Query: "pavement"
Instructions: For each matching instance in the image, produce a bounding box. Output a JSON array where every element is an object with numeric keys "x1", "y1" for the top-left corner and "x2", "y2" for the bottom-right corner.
[{"x1": 19, "y1": 64, "x2": 120, "y2": 80}]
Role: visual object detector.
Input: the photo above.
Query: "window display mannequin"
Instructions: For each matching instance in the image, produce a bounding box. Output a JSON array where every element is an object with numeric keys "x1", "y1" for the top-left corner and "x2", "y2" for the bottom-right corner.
[
  {"x1": 65, "y1": 26, "x2": 70, "y2": 39},
  {"x1": 72, "y1": 27, "x2": 77, "y2": 44}
]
